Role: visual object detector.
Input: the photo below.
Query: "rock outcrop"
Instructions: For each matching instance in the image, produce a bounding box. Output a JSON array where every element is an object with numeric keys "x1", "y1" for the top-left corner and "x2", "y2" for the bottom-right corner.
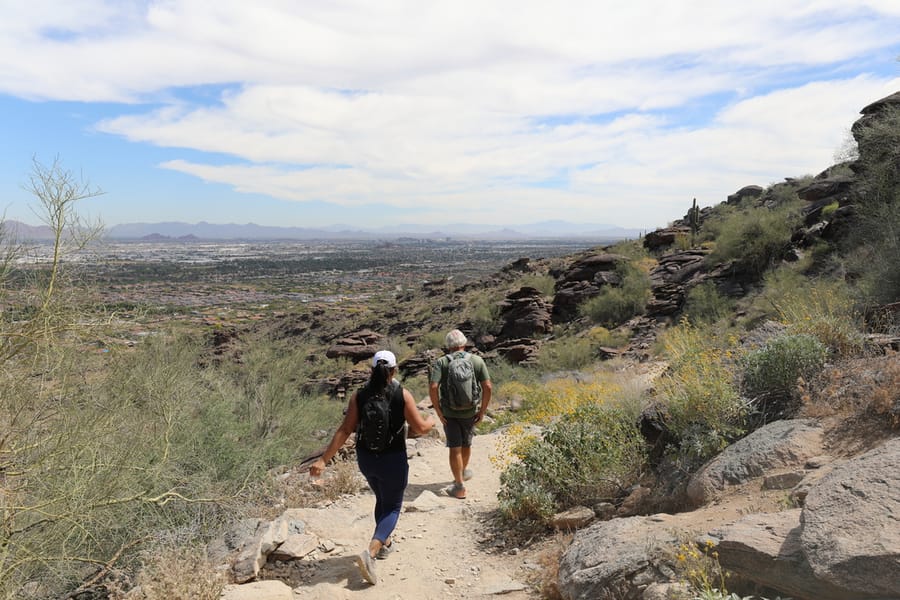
[
  {"x1": 685, "y1": 419, "x2": 824, "y2": 507},
  {"x1": 558, "y1": 515, "x2": 681, "y2": 600},
  {"x1": 551, "y1": 253, "x2": 627, "y2": 322},
  {"x1": 558, "y1": 421, "x2": 900, "y2": 600},
  {"x1": 324, "y1": 329, "x2": 383, "y2": 361}
]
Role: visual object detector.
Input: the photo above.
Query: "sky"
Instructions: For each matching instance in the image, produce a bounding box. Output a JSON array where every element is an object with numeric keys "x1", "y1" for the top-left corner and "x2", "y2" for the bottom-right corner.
[{"x1": 1, "y1": 1, "x2": 900, "y2": 233}]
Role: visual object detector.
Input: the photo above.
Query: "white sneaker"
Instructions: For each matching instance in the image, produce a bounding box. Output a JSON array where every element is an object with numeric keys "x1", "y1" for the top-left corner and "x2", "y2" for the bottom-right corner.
[
  {"x1": 355, "y1": 550, "x2": 378, "y2": 584},
  {"x1": 463, "y1": 468, "x2": 474, "y2": 481}
]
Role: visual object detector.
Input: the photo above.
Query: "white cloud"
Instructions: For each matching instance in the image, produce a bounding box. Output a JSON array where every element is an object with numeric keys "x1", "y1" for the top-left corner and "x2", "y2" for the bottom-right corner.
[{"x1": 1, "y1": 1, "x2": 899, "y2": 227}]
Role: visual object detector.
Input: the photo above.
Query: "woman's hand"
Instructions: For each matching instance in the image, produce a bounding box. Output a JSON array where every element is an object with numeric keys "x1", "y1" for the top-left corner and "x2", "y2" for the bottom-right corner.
[{"x1": 309, "y1": 458, "x2": 326, "y2": 478}]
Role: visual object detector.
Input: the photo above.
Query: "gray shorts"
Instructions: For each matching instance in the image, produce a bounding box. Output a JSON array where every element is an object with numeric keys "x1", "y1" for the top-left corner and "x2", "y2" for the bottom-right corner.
[{"x1": 443, "y1": 415, "x2": 477, "y2": 448}]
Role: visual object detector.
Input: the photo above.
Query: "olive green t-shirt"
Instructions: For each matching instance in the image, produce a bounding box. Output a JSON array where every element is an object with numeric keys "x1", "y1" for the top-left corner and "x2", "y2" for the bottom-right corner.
[{"x1": 429, "y1": 351, "x2": 491, "y2": 418}]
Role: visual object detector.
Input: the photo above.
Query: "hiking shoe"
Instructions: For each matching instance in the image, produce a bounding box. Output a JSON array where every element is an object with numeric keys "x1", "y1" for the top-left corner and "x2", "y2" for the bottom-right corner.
[
  {"x1": 446, "y1": 482, "x2": 467, "y2": 499},
  {"x1": 376, "y1": 541, "x2": 394, "y2": 560},
  {"x1": 463, "y1": 468, "x2": 474, "y2": 481},
  {"x1": 355, "y1": 550, "x2": 378, "y2": 584}
]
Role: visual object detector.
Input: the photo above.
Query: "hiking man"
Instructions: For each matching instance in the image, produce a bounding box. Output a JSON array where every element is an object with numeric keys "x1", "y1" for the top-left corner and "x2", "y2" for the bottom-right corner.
[{"x1": 429, "y1": 329, "x2": 492, "y2": 499}]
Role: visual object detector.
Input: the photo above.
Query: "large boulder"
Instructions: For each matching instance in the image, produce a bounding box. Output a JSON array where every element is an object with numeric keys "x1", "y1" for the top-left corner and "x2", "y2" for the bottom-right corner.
[
  {"x1": 704, "y1": 510, "x2": 870, "y2": 600},
  {"x1": 726, "y1": 185, "x2": 764, "y2": 204},
  {"x1": 324, "y1": 329, "x2": 383, "y2": 361},
  {"x1": 800, "y1": 437, "x2": 900, "y2": 599},
  {"x1": 686, "y1": 419, "x2": 824, "y2": 507},
  {"x1": 642, "y1": 226, "x2": 690, "y2": 251},
  {"x1": 558, "y1": 515, "x2": 680, "y2": 600},
  {"x1": 496, "y1": 286, "x2": 552, "y2": 341}
]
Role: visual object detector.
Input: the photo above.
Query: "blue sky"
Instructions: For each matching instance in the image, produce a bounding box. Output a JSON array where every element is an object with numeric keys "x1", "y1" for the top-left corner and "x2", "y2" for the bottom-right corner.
[{"x1": 1, "y1": 1, "x2": 899, "y2": 232}]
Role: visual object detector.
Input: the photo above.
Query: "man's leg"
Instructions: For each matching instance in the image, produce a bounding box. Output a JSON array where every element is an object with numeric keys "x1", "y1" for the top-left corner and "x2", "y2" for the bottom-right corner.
[
  {"x1": 460, "y1": 446, "x2": 471, "y2": 473},
  {"x1": 449, "y1": 446, "x2": 464, "y2": 484}
]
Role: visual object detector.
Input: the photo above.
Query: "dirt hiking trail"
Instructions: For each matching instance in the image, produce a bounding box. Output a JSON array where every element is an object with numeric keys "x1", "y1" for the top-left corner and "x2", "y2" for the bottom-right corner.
[{"x1": 268, "y1": 430, "x2": 539, "y2": 599}]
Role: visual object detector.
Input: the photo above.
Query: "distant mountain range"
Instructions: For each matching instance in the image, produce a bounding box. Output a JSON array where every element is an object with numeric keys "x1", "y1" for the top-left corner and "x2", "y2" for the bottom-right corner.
[{"x1": 4, "y1": 219, "x2": 645, "y2": 242}]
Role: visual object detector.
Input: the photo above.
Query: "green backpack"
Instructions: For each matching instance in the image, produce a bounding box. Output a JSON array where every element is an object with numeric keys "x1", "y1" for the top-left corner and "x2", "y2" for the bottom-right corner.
[{"x1": 442, "y1": 351, "x2": 481, "y2": 411}]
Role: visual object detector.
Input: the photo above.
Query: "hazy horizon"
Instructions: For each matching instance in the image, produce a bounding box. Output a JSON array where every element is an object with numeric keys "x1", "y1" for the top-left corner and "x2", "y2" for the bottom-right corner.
[{"x1": 2, "y1": 2, "x2": 899, "y2": 231}]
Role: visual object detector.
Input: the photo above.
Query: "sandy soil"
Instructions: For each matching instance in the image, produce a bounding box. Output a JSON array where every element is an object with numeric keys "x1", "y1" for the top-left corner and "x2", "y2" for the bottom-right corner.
[{"x1": 269, "y1": 431, "x2": 540, "y2": 599}]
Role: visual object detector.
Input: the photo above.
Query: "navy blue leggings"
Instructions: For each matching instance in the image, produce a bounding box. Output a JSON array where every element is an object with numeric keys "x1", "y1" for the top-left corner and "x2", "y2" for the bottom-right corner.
[{"x1": 356, "y1": 449, "x2": 409, "y2": 543}]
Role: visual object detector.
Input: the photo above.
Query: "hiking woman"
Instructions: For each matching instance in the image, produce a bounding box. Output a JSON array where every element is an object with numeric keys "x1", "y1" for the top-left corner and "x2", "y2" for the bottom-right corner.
[{"x1": 309, "y1": 350, "x2": 436, "y2": 585}]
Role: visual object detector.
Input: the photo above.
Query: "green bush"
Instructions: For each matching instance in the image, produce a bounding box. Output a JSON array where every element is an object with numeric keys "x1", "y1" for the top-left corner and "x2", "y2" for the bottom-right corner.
[
  {"x1": 742, "y1": 270, "x2": 864, "y2": 356},
  {"x1": 579, "y1": 261, "x2": 651, "y2": 327},
  {"x1": 821, "y1": 200, "x2": 840, "y2": 219},
  {"x1": 515, "y1": 273, "x2": 557, "y2": 297},
  {"x1": 683, "y1": 282, "x2": 735, "y2": 324},
  {"x1": 537, "y1": 335, "x2": 596, "y2": 371},
  {"x1": 497, "y1": 462, "x2": 557, "y2": 523},
  {"x1": 705, "y1": 201, "x2": 802, "y2": 277},
  {"x1": 842, "y1": 105, "x2": 900, "y2": 308},
  {"x1": 655, "y1": 322, "x2": 744, "y2": 464},
  {"x1": 498, "y1": 403, "x2": 647, "y2": 523},
  {"x1": 741, "y1": 334, "x2": 827, "y2": 400}
]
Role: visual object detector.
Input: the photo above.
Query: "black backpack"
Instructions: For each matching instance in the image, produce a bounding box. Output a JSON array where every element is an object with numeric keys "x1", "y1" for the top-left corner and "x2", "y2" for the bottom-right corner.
[{"x1": 356, "y1": 383, "x2": 404, "y2": 453}]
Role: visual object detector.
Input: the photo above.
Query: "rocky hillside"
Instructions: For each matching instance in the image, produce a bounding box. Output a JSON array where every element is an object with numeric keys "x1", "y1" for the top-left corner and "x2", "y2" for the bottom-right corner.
[{"x1": 207, "y1": 92, "x2": 900, "y2": 600}]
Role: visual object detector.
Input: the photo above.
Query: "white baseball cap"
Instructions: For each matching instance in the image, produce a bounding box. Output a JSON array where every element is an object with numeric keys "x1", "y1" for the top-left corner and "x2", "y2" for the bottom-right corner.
[{"x1": 372, "y1": 350, "x2": 397, "y2": 368}]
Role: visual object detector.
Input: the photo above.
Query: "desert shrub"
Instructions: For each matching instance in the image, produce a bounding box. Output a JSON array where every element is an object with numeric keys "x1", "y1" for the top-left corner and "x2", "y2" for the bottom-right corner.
[
  {"x1": 843, "y1": 106, "x2": 900, "y2": 307},
  {"x1": 487, "y1": 356, "x2": 539, "y2": 386},
  {"x1": 526, "y1": 377, "x2": 619, "y2": 424},
  {"x1": 468, "y1": 296, "x2": 502, "y2": 338},
  {"x1": 586, "y1": 325, "x2": 630, "y2": 348},
  {"x1": 515, "y1": 273, "x2": 557, "y2": 297},
  {"x1": 0, "y1": 348, "x2": 234, "y2": 599},
  {"x1": 317, "y1": 459, "x2": 366, "y2": 500},
  {"x1": 498, "y1": 403, "x2": 646, "y2": 523},
  {"x1": 704, "y1": 199, "x2": 802, "y2": 277},
  {"x1": 742, "y1": 334, "x2": 827, "y2": 409},
  {"x1": 845, "y1": 190, "x2": 900, "y2": 306},
  {"x1": 775, "y1": 281, "x2": 864, "y2": 357},
  {"x1": 674, "y1": 232, "x2": 692, "y2": 251},
  {"x1": 488, "y1": 377, "x2": 620, "y2": 431},
  {"x1": 123, "y1": 545, "x2": 224, "y2": 600},
  {"x1": 655, "y1": 322, "x2": 744, "y2": 464},
  {"x1": 578, "y1": 261, "x2": 651, "y2": 327},
  {"x1": 608, "y1": 238, "x2": 651, "y2": 260},
  {"x1": 415, "y1": 330, "x2": 447, "y2": 352},
  {"x1": 683, "y1": 282, "x2": 735, "y2": 324},
  {"x1": 497, "y1": 462, "x2": 557, "y2": 523},
  {"x1": 669, "y1": 537, "x2": 729, "y2": 599},
  {"x1": 820, "y1": 200, "x2": 840, "y2": 219},
  {"x1": 537, "y1": 335, "x2": 596, "y2": 371},
  {"x1": 739, "y1": 269, "x2": 864, "y2": 356}
]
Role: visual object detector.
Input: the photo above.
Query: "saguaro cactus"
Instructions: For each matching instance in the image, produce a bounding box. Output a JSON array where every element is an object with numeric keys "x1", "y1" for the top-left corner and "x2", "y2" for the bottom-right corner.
[{"x1": 689, "y1": 197, "x2": 700, "y2": 247}]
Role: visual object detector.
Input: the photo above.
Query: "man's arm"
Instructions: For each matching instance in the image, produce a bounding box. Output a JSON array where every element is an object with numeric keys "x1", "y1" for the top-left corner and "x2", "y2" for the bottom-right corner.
[
  {"x1": 474, "y1": 379, "x2": 492, "y2": 424},
  {"x1": 429, "y1": 382, "x2": 446, "y2": 425}
]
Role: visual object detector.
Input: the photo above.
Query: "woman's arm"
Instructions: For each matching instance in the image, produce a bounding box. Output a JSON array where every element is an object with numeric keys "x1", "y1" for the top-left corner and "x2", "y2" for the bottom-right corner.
[
  {"x1": 308, "y1": 392, "x2": 360, "y2": 477},
  {"x1": 404, "y1": 388, "x2": 436, "y2": 436}
]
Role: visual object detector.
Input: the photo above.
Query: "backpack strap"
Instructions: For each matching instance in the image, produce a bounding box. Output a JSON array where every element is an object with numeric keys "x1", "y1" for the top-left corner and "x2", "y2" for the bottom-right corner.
[{"x1": 390, "y1": 382, "x2": 405, "y2": 438}]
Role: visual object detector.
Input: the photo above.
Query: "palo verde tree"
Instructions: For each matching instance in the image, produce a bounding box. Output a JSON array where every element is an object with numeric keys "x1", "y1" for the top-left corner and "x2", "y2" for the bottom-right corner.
[
  {"x1": 0, "y1": 158, "x2": 252, "y2": 600},
  {"x1": 0, "y1": 157, "x2": 115, "y2": 599},
  {"x1": 0, "y1": 156, "x2": 104, "y2": 362}
]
